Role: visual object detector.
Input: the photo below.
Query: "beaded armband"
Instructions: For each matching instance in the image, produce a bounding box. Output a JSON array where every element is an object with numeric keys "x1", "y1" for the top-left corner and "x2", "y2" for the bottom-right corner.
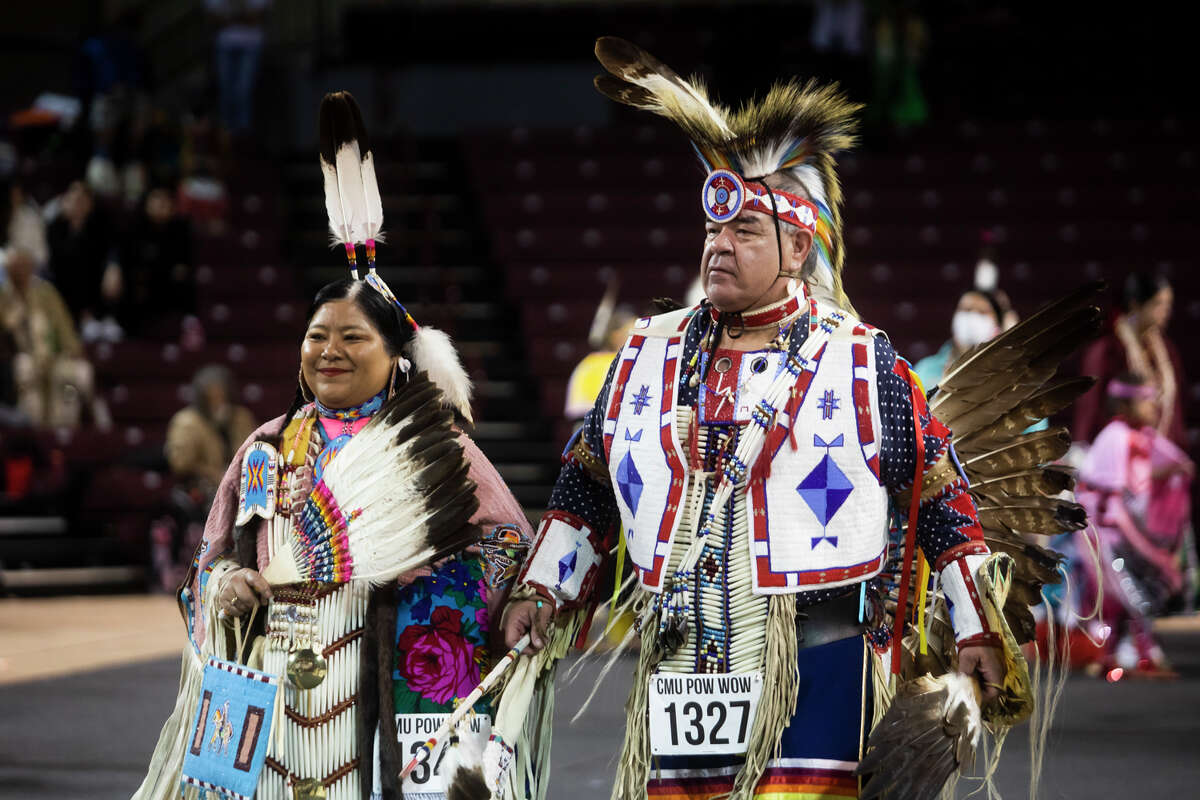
[
  {"x1": 567, "y1": 437, "x2": 611, "y2": 486},
  {"x1": 894, "y1": 449, "x2": 960, "y2": 509}
]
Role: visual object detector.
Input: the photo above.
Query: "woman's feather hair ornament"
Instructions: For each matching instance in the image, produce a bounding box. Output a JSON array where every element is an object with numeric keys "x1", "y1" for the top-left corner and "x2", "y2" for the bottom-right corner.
[{"x1": 318, "y1": 90, "x2": 474, "y2": 424}]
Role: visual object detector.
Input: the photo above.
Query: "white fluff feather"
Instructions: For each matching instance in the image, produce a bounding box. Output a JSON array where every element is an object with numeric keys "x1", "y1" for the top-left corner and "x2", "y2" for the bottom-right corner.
[{"x1": 407, "y1": 326, "x2": 475, "y2": 425}]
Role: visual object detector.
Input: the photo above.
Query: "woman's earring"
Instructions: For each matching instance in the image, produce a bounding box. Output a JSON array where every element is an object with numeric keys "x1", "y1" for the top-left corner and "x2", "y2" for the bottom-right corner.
[
  {"x1": 298, "y1": 368, "x2": 313, "y2": 402},
  {"x1": 387, "y1": 360, "x2": 399, "y2": 401}
]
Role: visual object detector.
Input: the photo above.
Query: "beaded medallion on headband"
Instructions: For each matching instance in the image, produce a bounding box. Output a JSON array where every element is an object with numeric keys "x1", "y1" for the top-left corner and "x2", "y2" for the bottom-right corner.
[{"x1": 702, "y1": 168, "x2": 818, "y2": 232}]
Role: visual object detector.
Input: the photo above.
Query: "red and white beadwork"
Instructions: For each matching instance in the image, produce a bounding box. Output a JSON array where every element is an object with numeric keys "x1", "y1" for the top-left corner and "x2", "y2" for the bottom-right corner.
[
  {"x1": 701, "y1": 169, "x2": 819, "y2": 232},
  {"x1": 702, "y1": 169, "x2": 745, "y2": 222}
]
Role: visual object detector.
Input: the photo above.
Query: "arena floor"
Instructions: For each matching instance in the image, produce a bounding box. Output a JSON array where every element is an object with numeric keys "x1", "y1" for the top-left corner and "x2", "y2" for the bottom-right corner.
[{"x1": 1, "y1": 596, "x2": 1197, "y2": 799}]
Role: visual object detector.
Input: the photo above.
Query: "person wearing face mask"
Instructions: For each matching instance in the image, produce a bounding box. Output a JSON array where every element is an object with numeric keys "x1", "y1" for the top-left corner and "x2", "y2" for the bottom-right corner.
[{"x1": 912, "y1": 288, "x2": 1005, "y2": 389}]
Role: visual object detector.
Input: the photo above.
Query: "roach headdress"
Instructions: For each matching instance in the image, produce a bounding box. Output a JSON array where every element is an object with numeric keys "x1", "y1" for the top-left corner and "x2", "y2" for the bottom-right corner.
[
  {"x1": 593, "y1": 37, "x2": 862, "y2": 311},
  {"x1": 318, "y1": 91, "x2": 474, "y2": 424}
]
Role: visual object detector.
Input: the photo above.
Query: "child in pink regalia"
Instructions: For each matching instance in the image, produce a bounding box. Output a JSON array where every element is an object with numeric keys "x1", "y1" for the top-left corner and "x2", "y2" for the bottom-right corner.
[{"x1": 1075, "y1": 373, "x2": 1194, "y2": 677}]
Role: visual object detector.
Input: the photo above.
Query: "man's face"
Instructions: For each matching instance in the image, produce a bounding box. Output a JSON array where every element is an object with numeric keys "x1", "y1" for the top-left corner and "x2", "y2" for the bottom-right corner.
[{"x1": 701, "y1": 211, "x2": 808, "y2": 312}]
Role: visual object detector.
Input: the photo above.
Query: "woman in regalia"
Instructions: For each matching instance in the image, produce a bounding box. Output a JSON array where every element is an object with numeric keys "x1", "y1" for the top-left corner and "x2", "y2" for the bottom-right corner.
[{"x1": 133, "y1": 95, "x2": 533, "y2": 800}]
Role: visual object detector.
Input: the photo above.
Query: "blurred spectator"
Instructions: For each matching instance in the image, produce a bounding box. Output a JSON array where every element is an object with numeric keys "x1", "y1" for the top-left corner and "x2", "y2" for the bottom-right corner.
[
  {"x1": 0, "y1": 246, "x2": 110, "y2": 429},
  {"x1": 118, "y1": 184, "x2": 196, "y2": 338},
  {"x1": 154, "y1": 365, "x2": 255, "y2": 590},
  {"x1": 1073, "y1": 373, "x2": 1193, "y2": 677},
  {"x1": 811, "y1": 0, "x2": 865, "y2": 56},
  {"x1": 0, "y1": 176, "x2": 49, "y2": 282},
  {"x1": 1075, "y1": 273, "x2": 1185, "y2": 447},
  {"x1": 206, "y1": 0, "x2": 272, "y2": 136},
  {"x1": 913, "y1": 286, "x2": 1048, "y2": 432},
  {"x1": 870, "y1": 2, "x2": 928, "y2": 131},
  {"x1": 76, "y1": 10, "x2": 151, "y2": 202},
  {"x1": 915, "y1": 288, "x2": 1001, "y2": 385},
  {"x1": 46, "y1": 180, "x2": 122, "y2": 341},
  {"x1": 565, "y1": 307, "x2": 635, "y2": 426},
  {"x1": 164, "y1": 365, "x2": 256, "y2": 491}
]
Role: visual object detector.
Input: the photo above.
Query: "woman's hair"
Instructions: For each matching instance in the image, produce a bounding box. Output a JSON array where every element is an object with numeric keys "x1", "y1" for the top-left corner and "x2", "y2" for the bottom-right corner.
[
  {"x1": 961, "y1": 288, "x2": 1005, "y2": 326},
  {"x1": 1121, "y1": 271, "x2": 1169, "y2": 311},
  {"x1": 274, "y1": 278, "x2": 415, "y2": 433},
  {"x1": 306, "y1": 278, "x2": 413, "y2": 356}
]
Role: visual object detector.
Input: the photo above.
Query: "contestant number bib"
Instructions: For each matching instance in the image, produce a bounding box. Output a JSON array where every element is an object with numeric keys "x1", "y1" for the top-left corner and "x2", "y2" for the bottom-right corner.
[
  {"x1": 648, "y1": 672, "x2": 763, "y2": 756},
  {"x1": 395, "y1": 713, "x2": 492, "y2": 800}
]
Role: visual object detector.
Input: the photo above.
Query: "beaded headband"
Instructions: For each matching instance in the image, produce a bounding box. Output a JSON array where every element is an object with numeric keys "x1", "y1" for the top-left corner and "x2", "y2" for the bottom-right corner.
[{"x1": 1107, "y1": 379, "x2": 1157, "y2": 400}]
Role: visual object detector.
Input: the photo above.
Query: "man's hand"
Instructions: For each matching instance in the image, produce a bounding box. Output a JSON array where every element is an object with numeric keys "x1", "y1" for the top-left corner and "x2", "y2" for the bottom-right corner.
[
  {"x1": 501, "y1": 598, "x2": 555, "y2": 654},
  {"x1": 958, "y1": 644, "x2": 1005, "y2": 703}
]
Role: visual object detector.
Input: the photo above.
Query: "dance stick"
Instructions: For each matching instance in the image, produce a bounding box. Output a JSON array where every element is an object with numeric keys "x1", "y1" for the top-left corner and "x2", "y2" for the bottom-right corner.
[{"x1": 398, "y1": 633, "x2": 532, "y2": 780}]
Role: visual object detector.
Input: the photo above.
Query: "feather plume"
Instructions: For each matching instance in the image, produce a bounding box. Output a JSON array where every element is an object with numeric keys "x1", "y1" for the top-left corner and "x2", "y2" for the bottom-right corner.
[
  {"x1": 406, "y1": 326, "x2": 474, "y2": 425},
  {"x1": 339, "y1": 94, "x2": 384, "y2": 244},
  {"x1": 593, "y1": 37, "x2": 733, "y2": 161},
  {"x1": 951, "y1": 377, "x2": 1095, "y2": 451},
  {"x1": 261, "y1": 374, "x2": 480, "y2": 586},
  {"x1": 318, "y1": 91, "x2": 384, "y2": 251},
  {"x1": 960, "y1": 427, "x2": 1071, "y2": 480},
  {"x1": 856, "y1": 672, "x2": 982, "y2": 800},
  {"x1": 969, "y1": 465, "x2": 1076, "y2": 505},
  {"x1": 725, "y1": 80, "x2": 860, "y2": 179},
  {"x1": 319, "y1": 93, "x2": 365, "y2": 248},
  {"x1": 976, "y1": 498, "x2": 1088, "y2": 536}
]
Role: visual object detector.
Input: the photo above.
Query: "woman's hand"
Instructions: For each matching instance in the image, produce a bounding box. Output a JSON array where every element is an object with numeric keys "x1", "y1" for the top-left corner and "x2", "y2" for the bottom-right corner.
[
  {"x1": 501, "y1": 598, "x2": 555, "y2": 654},
  {"x1": 219, "y1": 568, "x2": 273, "y2": 619}
]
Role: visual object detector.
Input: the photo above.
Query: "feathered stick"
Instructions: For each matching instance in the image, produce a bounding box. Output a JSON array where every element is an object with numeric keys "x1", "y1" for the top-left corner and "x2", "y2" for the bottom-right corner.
[{"x1": 399, "y1": 634, "x2": 532, "y2": 791}]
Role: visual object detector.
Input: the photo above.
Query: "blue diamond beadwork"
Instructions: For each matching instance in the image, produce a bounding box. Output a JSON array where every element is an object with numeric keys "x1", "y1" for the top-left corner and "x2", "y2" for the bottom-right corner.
[
  {"x1": 797, "y1": 433, "x2": 852, "y2": 544},
  {"x1": 617, "y1": 449, "x2": 644, "y2": 514}
]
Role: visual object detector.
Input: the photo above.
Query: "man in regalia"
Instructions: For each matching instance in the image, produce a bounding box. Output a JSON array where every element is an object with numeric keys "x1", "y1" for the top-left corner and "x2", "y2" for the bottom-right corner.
[{"x1": 502, "y1": 38, "x2": 1006, "y2": 799}]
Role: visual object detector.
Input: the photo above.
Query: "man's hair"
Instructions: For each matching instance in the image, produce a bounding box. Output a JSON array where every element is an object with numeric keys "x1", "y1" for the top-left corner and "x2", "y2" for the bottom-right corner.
[{"x1": 762, "y1": 171, "x2": 819, "y2": 281}]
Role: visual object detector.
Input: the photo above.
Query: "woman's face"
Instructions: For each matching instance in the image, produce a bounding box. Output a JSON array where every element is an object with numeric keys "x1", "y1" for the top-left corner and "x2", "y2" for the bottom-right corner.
[
  {"x1": 300, "y1": 299, "x2": 394, "y2": 409},
  {"x1": 1136, "y1": 286, "x2": 1173, "y2": 332}
]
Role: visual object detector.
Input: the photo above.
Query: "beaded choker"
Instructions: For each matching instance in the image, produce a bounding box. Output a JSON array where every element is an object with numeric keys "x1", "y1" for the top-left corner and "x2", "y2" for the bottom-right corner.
[
  {"x1": 314, "y1": 390, "x2": 385, "y2": 422},
  {"x1": 707, "y1": 291, "x2": 805, "y2": 331}
]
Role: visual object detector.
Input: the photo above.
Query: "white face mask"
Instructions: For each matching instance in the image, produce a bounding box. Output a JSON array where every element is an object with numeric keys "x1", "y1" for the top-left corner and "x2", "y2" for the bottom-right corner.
[{"x1": 952, "y1": 310, "x2": 999, "y2": 349}]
